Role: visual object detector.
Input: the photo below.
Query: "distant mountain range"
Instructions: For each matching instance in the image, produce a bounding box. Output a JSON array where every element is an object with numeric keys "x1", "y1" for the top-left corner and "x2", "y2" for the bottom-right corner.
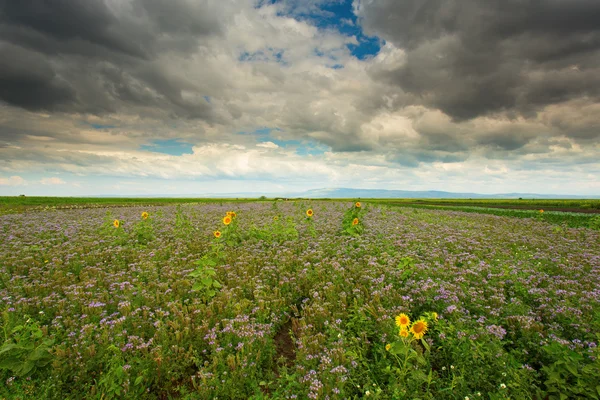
[
  {"x1": 287, "y1": 188, "x2": 595, "y2": 199},
  {"x1": 93, "y1": 188, "x2": 596, "y2": 199}
]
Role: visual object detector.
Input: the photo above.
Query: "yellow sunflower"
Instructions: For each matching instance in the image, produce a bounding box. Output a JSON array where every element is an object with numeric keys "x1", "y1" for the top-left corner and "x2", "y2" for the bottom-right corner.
[
  {"x1": 395, "y1": 313, "x2": 410, "y2": 329},
  {"x1": 399, "y1": 329, "x2": 409, "y2": 338},
  {"x1": 113, "y1": 219, "x2": 120, "y2": 228},
  {"x1": 273, "y1": 216, "x2": 279, "y2": 221},
  {"x1": 227, "y1": 211, "x2": 237, "y2": 218},
  {"x1": 355, "y1": 202, "x2": 361, "y2": 208},
  {"x1": 539, "y1": 209, "x2": 544, "y2": 213},
  {"x1": 385, "y1": 343, "x2": 391, "y2": 351},
  {"x1": 352, "y1": 218, "x2": 359, "y2": 226},
  {"x1": 306, "y1": 209, "x2": 314, "y2": 217},
  {"x1": 214, "y1": 231, "x2": 222, "y2": 238},
  {"x1": 223, "y1": 215, "x2": 232, "y2": 225},
  {"x1": 410, "y1": 319, "x2": 429, "y2": 339},
  {"x1": 141, "y1": 211, "x2": 149, "y2": 220}
]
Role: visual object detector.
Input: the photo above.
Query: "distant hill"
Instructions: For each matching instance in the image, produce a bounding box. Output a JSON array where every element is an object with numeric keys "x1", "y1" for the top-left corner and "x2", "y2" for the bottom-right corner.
[{"x1": 289, "y1": 188, "x2": 594, "y2": 199}]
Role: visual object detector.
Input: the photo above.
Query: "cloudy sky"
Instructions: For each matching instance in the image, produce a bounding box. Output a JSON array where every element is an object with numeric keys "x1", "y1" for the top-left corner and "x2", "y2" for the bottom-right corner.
[{"x1": 1, "y1": 0, "x2": 599, "y2": 196}]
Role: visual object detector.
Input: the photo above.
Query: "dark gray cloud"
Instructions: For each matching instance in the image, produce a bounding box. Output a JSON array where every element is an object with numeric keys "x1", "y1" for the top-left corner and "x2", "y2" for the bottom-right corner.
[
  {"x1": 0, "y1": 0, "x2": 224, "y2": 119},
  {"x1": 0, "y1": 42, "x2": 76, "y2": 110},
  {"x1": 358, "y1": 0, "x2": 600, "y2": 124}
]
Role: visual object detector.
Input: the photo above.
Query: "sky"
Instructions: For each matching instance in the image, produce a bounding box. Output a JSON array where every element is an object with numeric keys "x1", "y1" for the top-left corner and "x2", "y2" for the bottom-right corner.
[{"x1": 0, "y1": 0, "x2": 599, "y2": 196}]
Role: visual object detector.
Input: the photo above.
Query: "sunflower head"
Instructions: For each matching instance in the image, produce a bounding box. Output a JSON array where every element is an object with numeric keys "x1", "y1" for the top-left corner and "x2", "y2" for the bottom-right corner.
[
  {"x1": 273, "y1": 216, "x2": 279, "y2": 221},
  {"x1": 214, "y1": 231, "x2": 222, "y2": 238},
  {"x1": 355, "y1": 202, "x2": 361, "y2": 208},
  {"x1": 141, "y1": 211, "x2": 149, "y2": 220},
  {"x1": 399, "y1": 329, "x2": 409, "y2": 338},
  {"x1": 395, "y1": 313, "x2": 410, "y2": 328},
  {"x1": 385, "y1": 343, "x2": 391, "y2": 351},
  {"x1": 352, "y1": 218, "x2": 359, "y2": 226},
  {"x1": 227, "y1": 211, "x2": 237, "y2": 218},
  {"x1": 540, "y1": 209, "x2": 544, "y2": 213},
  {"x1": 113, "y1": 219, "x2": 120, "y2": 228},
  {"x1": 410, "y1": 319, "x2": 429, "y2": 339},
  {"x1": 223, "y1": 215, "x2": 232, "y2": 225},
  {"x1": 306, "y1": 209, "x2": 314, "y2": 217}
]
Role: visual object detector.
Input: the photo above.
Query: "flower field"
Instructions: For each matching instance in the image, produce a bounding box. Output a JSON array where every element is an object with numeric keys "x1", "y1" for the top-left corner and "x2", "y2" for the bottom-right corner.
[{"x1": 1, "y1": 201, "x2": 599, "y2": 399}]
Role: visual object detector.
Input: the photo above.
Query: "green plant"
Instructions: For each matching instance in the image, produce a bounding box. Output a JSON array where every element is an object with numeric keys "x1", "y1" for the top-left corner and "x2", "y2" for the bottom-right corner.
[
  {"x1": 0, "y1": 315, "x2": 54, "y2": 377},
  {"x1": 131, "y1": 211, "x2": 155, "y2": 245},
  {"x1": 95, "y1": 345, "x2": 128, "y2": 399},
  {"x1": 539, "y1": 342, "x2": 600, "y2": 400},
  {"x1": 341, "y1": 201, "x2": 367, "y2": 236},
  {"x1": 188, "y1": 257, "x2": 222, "y2": 301},
  {"x1": 98, "y1": 211, "x2": 128, "y2": 245},
  {"x1": 174, "y1": 205, "x2": 193, "y2": 237},
  {"x1": 589, "y1": 215, "x2": 600, "y2": 230}
]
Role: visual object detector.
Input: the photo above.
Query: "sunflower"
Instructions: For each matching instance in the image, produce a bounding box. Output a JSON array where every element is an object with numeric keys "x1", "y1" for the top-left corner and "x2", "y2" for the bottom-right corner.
[
  {"x1": 141, "y1": 211, "x2": 149, "y2": 220},
  {"x1": 410, "y1": 319, "x2": 429, "y2": 339},
  {"x1": 214, "y1": 231, "x2": 222, "y2": 238},
  {"x1": 306, "y1": 209, "x2": 314, "y2": 217},
  {"x1": 113, "y1": 219, "x2": 120, "y2": 228},
  {"x1": 223, "y1": 215, "x2": 232, "y2": 225},
  {"x1": 273, "y1": 216, "x2": 279, "y2": 221},
  {"x1": 385, "y1": 343, "x2": 391, "y2": 351},
  {"x1": 355, "y1": 202, "x2": 361, "y2": 208},
  {"x1": 352, "y1": 218, "x2": 359, "y2": 226},
  {"x1": 227, "y1": 211, "x2": 237, "y2": 218},
  {"x1": 399, "y1": 329, "x2": 409, "y2": 338},
  {"x1": 539, "y1": 209, "x2": 544, "y2": 213},
  {"x1": 395, "y1": 313, "x2": 410, "y2": 329}
]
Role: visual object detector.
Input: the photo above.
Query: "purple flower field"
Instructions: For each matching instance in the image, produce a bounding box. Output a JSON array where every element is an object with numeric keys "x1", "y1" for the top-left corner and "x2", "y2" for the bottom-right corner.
[{"x1": 1, "y1": 201, "x2": 599, "y2": 399}]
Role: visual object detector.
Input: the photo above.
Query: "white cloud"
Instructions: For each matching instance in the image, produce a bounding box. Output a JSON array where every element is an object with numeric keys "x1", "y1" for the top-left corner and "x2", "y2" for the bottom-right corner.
[
  {"x1": 0, "y1": 176, "x2": 25, "y2": 186},
  {"x1": 40, "y1": 177, "x2": 66, "y2": 185}
]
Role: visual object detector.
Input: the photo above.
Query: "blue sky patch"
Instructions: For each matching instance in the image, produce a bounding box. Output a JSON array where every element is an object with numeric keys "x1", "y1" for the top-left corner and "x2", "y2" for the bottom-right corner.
[
  {"x1": 268, "y1": 0, "x2": 381, "y2": 60},
  {"x1": 86, "y1": 123, "x2": 116, "y2": 130},
  {"x1": 238, "y1": 127, "x2": 277, "y2": 136},
  {"x1": 140, "y1": 139, "x2": 194, "y2": 156},
  {"x1": 239, "y1": 48, "x2": 287, "y2": 64}
]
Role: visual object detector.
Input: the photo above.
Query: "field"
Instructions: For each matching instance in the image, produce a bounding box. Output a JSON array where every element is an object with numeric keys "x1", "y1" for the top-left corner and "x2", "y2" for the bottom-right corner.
[{"x1": 1, "y1": 200, "x2": 600, "y2": 399}]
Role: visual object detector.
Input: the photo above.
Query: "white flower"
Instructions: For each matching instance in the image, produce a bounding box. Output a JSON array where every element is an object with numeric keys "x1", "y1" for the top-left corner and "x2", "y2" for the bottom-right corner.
[{"x1": 500, "y1": 383, "x2": 507, "y2": 389}]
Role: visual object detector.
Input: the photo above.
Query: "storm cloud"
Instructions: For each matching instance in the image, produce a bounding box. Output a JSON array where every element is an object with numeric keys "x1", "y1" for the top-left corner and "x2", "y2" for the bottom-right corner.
[
  {"x1": 357, "y1": 0, "x2": 600, "y2": 125},
  {"x1": 0, "y1": 0, "x2": 226, "y2": 118}
]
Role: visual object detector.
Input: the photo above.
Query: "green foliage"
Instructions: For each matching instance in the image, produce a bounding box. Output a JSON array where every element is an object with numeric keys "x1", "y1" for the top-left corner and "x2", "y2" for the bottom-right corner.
[
  {"x1": 249, "y1": 215, "x2": 299, "y2": 244},
  {"x1": 188, "y1": 257, "x2": 222, "y2": 301},
  {"x1": 589, "y1": 215, "x2": 600, "y2": 230},
  {"x1": 174, "y1": 205, "x2": 193, "y2": 237},
  {"x1": 539, "y1": 342, "x2": 600, "y2": 400},
  {"x1": 0, "y1": 315, "x2": 54, "y2": 377},
  {"x1": 341, "y1": 201, "x2": 367, "y2": 236},
  {"x1": 99, "y1": 211, "x2": 128, "y2": 245},
  {"x1": 131, "y1": 212, "x2": 155, "y2": 246},
  {"x1": 95, "y1": 345, "x2": 128, "y2": 399}
]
